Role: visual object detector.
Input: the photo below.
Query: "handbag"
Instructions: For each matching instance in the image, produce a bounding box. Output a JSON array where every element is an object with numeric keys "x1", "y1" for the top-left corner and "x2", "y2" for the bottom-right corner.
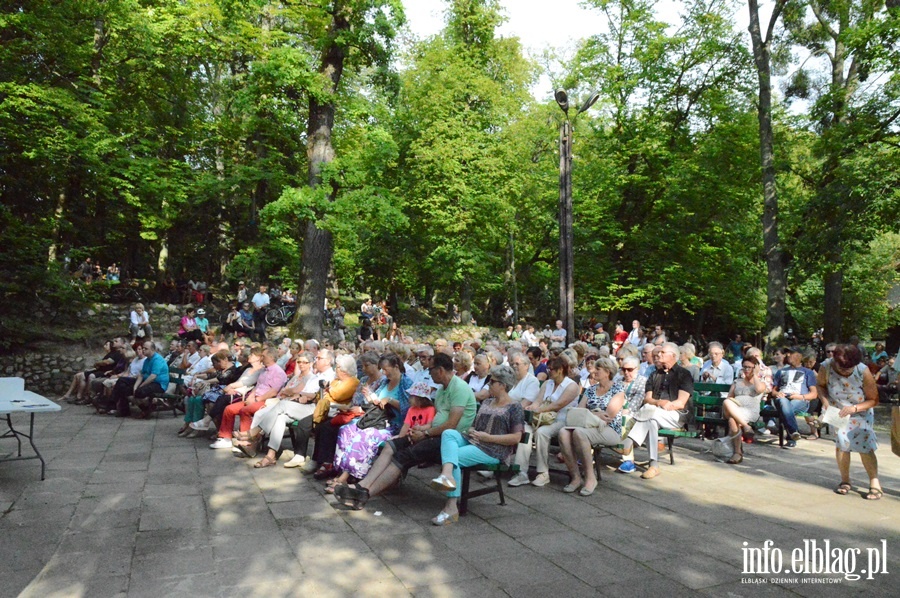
[
  {"x1": 710, "y1": 431, "x2": 741, "y2": 461},
  {"x1": 356, "y1": 404, "x2": 392, "y2": 430},
  {"x1": 566, "y1": 407, "x2": 601, "y2": 429},
  {"x1": 531, "y1": 409, "x2": 557, "y2": 428},
  {"x1": 330, "y1": 409, "x2": 358, "y2": 426}
]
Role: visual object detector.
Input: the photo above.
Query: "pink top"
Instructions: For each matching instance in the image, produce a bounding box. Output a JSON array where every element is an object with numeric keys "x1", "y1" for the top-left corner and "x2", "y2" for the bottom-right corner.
[
  {"x1": 404, "y1": 405, "x2": 436, "y2": 429},
  {"x1": 179, "y1": 316, "x2": 196, "y2": 334}
]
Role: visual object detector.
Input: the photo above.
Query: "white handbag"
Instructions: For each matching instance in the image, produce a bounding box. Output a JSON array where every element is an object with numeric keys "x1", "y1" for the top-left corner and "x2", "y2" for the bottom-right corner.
[{"x1": 566, "y1": 407, "x2": 601, "y2": 429}]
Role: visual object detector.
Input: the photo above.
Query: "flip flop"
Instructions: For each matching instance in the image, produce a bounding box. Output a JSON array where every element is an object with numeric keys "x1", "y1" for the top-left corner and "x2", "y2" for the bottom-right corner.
[
  {"x1": 865, "y1": 487, "x2": 883, "y2": 501},
  {"x1": 834, "y1": 482, "x2": 852, "y2": 495}
]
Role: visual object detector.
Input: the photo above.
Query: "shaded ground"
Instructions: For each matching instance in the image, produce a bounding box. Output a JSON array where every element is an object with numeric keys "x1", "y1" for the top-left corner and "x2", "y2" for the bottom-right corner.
[{"x1": 1, "y1": 404, "x2": 898, "y2": 597}]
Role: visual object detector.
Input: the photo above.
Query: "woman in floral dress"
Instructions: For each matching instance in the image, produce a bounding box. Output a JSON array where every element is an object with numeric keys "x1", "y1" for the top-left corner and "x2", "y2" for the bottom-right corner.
[
  {"x1": 817, "y1": 344, "x2": 883, "y2": 500},
  {"x1": 329, "y1": 353, "x2": 412, "y2": 487}
]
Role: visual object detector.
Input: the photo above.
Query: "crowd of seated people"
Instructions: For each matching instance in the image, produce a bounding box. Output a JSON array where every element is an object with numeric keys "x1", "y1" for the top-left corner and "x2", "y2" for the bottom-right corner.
[{"x1": 58, "y1": 310, "x2": 895, "y2": 518}]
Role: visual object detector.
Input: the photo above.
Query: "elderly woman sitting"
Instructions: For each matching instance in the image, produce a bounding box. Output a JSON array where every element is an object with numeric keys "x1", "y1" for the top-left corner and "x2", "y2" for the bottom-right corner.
[
  {"x1": 508, "y1": 356, "x2": 580, "y2": 488},
  {"x1": 304, "y1": 354, "x2": 361, "y2": 477},
  {"x1": 238, "y1": 353, "x2": 357, "y2": 468},
  {"x1": 327, "y1": 353, "x2": 412, "y2": 489},
  {"x1": 558, "y1": 356, "x2": 624, "y2": 496},
  {"x1": 429, "y1": 365, "x2": 524, "y2": 525}
]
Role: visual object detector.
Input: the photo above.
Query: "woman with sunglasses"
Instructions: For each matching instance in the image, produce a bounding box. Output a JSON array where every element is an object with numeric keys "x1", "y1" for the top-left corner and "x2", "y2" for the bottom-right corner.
[
  {"x1": 558, "y1": 357, "x2": 624, "y2": 495},
  {"x1": 817, "y1": 344, "x2": 883, "y2": 500},
  {"x1": 508, "y1": 356, "x2": 580, "y2": 487},
  {"x1": 722, "y1": 355, "x2": 766, "y2": 464}
]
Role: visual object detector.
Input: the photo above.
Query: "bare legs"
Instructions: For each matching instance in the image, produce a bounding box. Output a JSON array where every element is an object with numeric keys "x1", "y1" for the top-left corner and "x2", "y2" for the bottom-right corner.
[
  {"x1": 723, "y1": 399, "x2": 752, "y2": 459},
  {"x1": 559, "y1": 428, "x2": 598, "y2": 493},
  {"x1": 838, "y1": 448, "x2": 881, "y2": 495},
  {"x1": 62, "y1": 371, "x2": 88, "y2": 401},
  {"x1": 357, "y1": 443, "x2": 400, "y2": 498}
]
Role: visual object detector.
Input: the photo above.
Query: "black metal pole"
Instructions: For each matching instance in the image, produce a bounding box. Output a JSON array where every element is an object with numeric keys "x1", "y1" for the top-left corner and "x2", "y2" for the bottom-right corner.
[{"x1": 559, "y1": 120, "x2": 574, "y2": 346}]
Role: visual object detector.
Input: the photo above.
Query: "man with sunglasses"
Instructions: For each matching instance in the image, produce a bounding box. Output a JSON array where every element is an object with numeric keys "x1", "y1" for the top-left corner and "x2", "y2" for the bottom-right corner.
[{"x1": 617, "y1": 343, "x2": 692, "y2": 479}]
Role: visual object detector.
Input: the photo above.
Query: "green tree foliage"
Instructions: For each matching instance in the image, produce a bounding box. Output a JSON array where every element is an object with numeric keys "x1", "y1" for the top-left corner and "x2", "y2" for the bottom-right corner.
[
  {"x1": 385, "y1": 0, "x2": 537, "y2": 322},
  {"x1": 567, "y1": 0, "x2": 764, "y2": 333},
  {"x1": 3, "y1": 0, "x2": 900, "y2": 346}
]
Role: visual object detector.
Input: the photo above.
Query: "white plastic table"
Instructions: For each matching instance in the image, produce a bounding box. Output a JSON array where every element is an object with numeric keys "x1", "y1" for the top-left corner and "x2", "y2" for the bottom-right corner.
[{"x1": 0, "y1": 390, "x2": 61, "y2": 481}]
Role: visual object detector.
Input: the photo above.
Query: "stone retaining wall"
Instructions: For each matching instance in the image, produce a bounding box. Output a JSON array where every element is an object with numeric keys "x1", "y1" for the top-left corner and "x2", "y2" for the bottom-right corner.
[{"x1": 1, "y1": 304, "x2": 500, "y2": 396}]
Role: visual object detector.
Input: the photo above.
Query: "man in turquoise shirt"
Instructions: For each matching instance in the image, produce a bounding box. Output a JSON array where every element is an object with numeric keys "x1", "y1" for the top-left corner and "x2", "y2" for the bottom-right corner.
[
  {"x1": 116, "y1": 341, "x2": 169, "y2": 417},
  {"x1": 336, "y1": 352, "x2": 476, "y2": 510}
]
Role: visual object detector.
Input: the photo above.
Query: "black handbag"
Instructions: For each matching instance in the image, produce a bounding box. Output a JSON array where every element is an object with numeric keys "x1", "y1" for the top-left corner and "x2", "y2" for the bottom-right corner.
[{"x1": 356, "y1": 404, "x2": 392, "y2": 430}]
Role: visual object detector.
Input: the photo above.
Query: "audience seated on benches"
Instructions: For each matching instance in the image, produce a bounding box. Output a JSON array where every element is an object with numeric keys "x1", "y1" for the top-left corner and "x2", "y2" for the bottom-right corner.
[{"x1": 617, "y1": 342, "x2": 693, "y2": 480}]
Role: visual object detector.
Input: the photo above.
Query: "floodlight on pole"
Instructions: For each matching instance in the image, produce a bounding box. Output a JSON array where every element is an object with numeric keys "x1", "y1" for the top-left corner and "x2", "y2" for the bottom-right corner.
[
  {"x1": 555, "y1": 88, "x2": 598, "y2": 347},
  {"x1": 554, "y1": 89, "x2": 569, "y2": 115},
  {"x1": 578, "y1": 91, "x2": 600, "y2": 114}
]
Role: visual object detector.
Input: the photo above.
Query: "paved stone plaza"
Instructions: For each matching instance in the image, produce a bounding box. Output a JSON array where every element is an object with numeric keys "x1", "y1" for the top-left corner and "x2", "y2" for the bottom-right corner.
[{"x1": 1, "y1": 404, "x2": 898, "y2": 597}]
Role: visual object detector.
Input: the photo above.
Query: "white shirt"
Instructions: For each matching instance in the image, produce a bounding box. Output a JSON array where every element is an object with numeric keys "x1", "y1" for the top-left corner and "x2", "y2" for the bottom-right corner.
[
  {"x1": 302, "y1": 367, "x2": 337, "y2": 393},
  {"x1": 626, "y1": 328, "x2": 642, "y2": 346},
  {"x1": 188, "y1": 356, "x2": 212, "y2": 376},
  {"x1": 251, "y1": 292, "x2": 270, "y2": 309},
  {"x1": 540, "y1": 377, "x2": 576, "y2": 422},
  {"x1": 129, "y1": 357, "x2": 146, "y2": 377},
  {"x1": 130, "y1": 310, "x2": 149, "y2": 326},
  {"x1": 521, "y1": 330, "x2": 538, "y2": 347},
  {"x1": 185, "y1": 352, "x2": 201, "y2": 368},
  {"x1": 509, "y1": 373, "x2": 540, "y2": 403},
  {"x1": 468, "y1": 374, "x2": 489, "y2": 395}
]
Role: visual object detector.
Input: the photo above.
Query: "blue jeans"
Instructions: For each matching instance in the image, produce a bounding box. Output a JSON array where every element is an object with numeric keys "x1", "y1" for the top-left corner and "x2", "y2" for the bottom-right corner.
[
  {"x1": 774, "y1": 398, "x2": 809, "y2": 435},
  {"x1": 440, "y1": 430, "x2": 499, "y2": 498}
]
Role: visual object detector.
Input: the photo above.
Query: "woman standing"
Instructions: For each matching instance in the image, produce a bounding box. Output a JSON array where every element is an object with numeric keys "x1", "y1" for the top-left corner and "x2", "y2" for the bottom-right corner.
[
  {"x1": 722, "y1": 355, "x2": 766, "y2": 464},
  {"x1": 818, "y1": 344, "x2": 883, "y2": 500},
  {"x1": 558, "y1": 357, "x2": 624, "y2": 495}
]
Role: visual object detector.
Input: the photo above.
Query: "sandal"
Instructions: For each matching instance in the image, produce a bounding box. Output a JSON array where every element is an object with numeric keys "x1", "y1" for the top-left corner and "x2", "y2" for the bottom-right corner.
[
  {"x1": 865, "y1": 487, "x2": 883, "y2": 501},
  {"x1": 253, "y1": 456, "x2": 277, "y2": 468},
  {"x1": 234, "y1": 439, "x2": 259, "y2": 459},
  {"x1": 726, "y1": 454, "x2": 743, "y2": 465},
  {"x1": 335, "y1": 483, "x2": 369, "y2": 510},
  {"x1": 834, "y1": 482, "x2": 852, "y2": 495}
]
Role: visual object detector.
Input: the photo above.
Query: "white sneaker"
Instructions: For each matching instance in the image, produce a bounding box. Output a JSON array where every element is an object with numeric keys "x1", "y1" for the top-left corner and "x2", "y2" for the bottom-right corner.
[
  {"x1": 190, "y1": 416, "x2": 212, "y2": 431},
  {"x1": 477, "y1": 470, "x2": 494, "y2": 479},
  {"x1": 531, "y1": 472, "x2": 550, "y2": 487},
  {"x1": 283, "y1": 454, "x2": 306, "y2": 468},
  {"x1": 300, "y1": 459, "x2": 318, "y2": 474},
  {"x1": 508, "y1": 472, "x2": 530, "y2": 487},
  {"x1": 209, "y1": 437, "x2": 233, "y2": 449},
  {"x1": 760, "y1": 429, "x2": 773, "y2": 436}
]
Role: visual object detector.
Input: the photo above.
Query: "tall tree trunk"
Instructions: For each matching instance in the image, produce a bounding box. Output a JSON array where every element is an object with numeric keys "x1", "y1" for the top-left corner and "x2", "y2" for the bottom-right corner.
[
  {"x1": 748, "y1": 0, "x2": 787, "y2": 351},
  {"x1": 823, "y1": 268, "x2": 843, "y2": 343},
  {"x1": 295, "y1": 9, "x2": 348, "y2": 339},
  {"x1": 460, "y1": 278, "x2": 472, "y2": 326},
  {"x1": 157, "y1": 237, "x2": 169, "y2": 288},
  {"x1": 47, "y1": 189, "x2": 66, "y2": 265}
]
